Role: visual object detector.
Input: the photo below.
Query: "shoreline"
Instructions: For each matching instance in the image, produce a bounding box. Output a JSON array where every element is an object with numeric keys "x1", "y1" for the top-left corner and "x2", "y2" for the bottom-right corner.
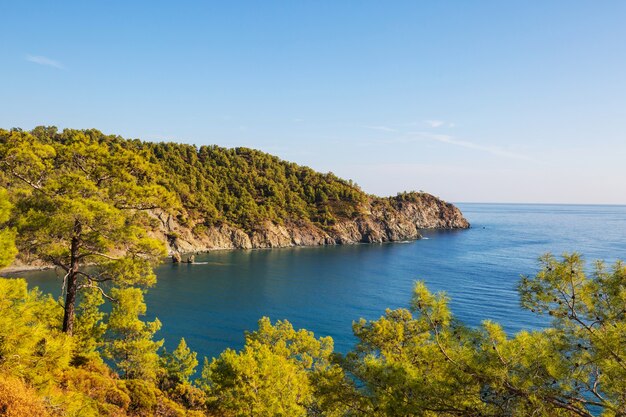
[
  {"x1": 0, "y1": 264, "x2": 55, "y2": 275},
  {"x1": 1, "y1": 227, "x2": 470, "y2": 276}
]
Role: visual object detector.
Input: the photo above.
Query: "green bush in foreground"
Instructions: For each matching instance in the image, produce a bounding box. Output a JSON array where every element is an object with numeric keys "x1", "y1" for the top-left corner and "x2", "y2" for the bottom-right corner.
[
  {"x1": 0, "y1": 251, "x2": 624, "y2": 416},
  {"x1": 342, "y1": 254, "x2": 626, "y2": 416},
  {"x1": 174, "y1": 254, "x2": 626, "y2": 416}
]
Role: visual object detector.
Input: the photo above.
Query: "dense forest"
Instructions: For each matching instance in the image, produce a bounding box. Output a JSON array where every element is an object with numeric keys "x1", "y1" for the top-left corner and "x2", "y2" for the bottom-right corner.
[
  {"x1": 3, "y1": 126, "x2": 368, "y2": 232},
  {"x1": 1, "y1": 127, "x2": 625, "y2": 416},
  {"x1": 0, "y1": 127, "x2": 468, "y2": 257}
]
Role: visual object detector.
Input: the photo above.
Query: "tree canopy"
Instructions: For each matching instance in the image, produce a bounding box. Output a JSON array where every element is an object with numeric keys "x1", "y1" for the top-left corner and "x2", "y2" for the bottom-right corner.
[
  {"x1": 0, "y1": 187, "x2": 17, "y2": 268},
  {"x1": 0, "y1": 127, "x2": 173, "y2": 333},
  {"x1": 1, "y1": 126, "x2": 400, "y2": 235}
]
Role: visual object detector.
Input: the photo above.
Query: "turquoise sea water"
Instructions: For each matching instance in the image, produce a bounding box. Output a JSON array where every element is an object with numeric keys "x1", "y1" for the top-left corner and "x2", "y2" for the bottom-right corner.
[{"x1": 21, "y1": 203, "x2": 626, "y2": 360}]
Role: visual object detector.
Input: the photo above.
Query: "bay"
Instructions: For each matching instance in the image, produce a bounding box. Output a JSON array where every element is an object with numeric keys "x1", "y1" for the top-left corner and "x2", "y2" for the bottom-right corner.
[{"x1": 21, "y1": 203, "x2": 626, "y2": 361}]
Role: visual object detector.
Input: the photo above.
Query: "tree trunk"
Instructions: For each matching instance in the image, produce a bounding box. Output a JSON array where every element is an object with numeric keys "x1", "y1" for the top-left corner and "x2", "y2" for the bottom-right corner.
[{"x1": 62, "y1": 221, "x2": 81, "y2": 334}]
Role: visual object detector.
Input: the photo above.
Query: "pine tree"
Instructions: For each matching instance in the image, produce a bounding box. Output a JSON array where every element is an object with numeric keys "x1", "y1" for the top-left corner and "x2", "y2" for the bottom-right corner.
[
  {"x1": 0, "y1": 188, "x2": 16, "y2": 269},
  {"x1": 0, "y1": 128, "x2": 174, "y2": 334},
  {"x1": 104, "y1": 287, "x2": 163, "y2": 381},
  {"x1": 162, "y1": 338, "x2": 198, "y2": 386},
  {"x1": 198, "y1": 317, "x2": 343, "y2": 417},
  {"x1": 73, "y1": 286, "x2": 107, "y2": 362}
]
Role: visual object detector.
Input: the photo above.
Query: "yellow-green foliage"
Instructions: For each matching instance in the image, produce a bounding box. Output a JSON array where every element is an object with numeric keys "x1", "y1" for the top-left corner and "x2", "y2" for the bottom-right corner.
[
  {"x1": 167, "y1": 383, "x2": 207, "y2": 412},
  {"x1": 142, "y1": 142, "x2": 366, "y2": 229},
  {"x1": 105, "y1": 287, "x2": 163, "y2": 381},
  {"x1": 202, "y1": 343, "x2": 311, "y2": 417},
  {"x1": 199, "y1": 317, "x2": 342, "y2": 417},
  {"x1": 519, "y1": 253, "x2": 626, "y2": 416},
  {"x1": 73, "y1": 286, "x2": 107, "y2": 361},
  {"x1": 162, "y1": 338, "x2": 199, "y2": 387},
  {"x1": 1, "y1": 126, "x2": 369, "y2": 233},
  {"x1": 0, "y1": 279, "x2": 72, "y2": 388},
  {"x1": 0, "y1": 127, "x2": 170, "y2": 336},
  {"x1": 341, "y1": 254, "x2": 626, "y2": 416},
  {"x1": 2, "y1": 244, "x2": 626, "y2": 417},
  {"x1": 58, "y1": 362, "x2": 131, "y2": 416},
  {"x1": 123, "y1": 379, "x2": 159, "y2": 414},
  {"x1": 0, "y1": 188, "x2": 17, "y2": 268},
  {"x1": 0, "y1": 278, "x2": 210, "y2": 416}
]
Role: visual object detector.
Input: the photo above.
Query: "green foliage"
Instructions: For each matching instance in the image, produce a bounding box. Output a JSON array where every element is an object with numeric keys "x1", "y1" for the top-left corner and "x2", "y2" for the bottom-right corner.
[
  {"x1": 59, "y1": 363, "x2": 132, "y2": 416},
  {"x1": 394, "y1": 190, "x2": 427, "y2": 203},
  {"x1": 104, "y1": 287, "x2": 163, "y2": 381},
  {"x1": 139, "y1": 143, "x2": 367, "y2": 229},
  {"x1": 519, "y1": 253, "x2": 626, "y2": 416},
  {"x1": 162, "y1": 338, "x2": 199, "y2": 387},
  {"x1": 345, "y1": 287, "x2": 486, "y2": 416},
  {"x1": 342, "y1": 254, "x2": 626, "y2": 416},
  {"x1": 1, "y1": 127, "x2": 368, "y2": 237},
  {"x1": 0, "y1": 276, "x2": 208, "y2": 416},
  {"x1": 123, "y1": 379, "x2": 158, "y2": 414},
  {"x1": 201, "y1": 344, "x2": 310, "y2": 417},
  {"x1": 0, "y1": 278, "x2": 72, "y2": 389},
  {"x1": 5, "y1": 126, "x2": 626, "y2": 417},
  {"x1": 73, "y1": 286, "x2": 107, "y2": 361},
  {"x1": 245, "y1": 317, "x2": 335, "y2": 371},
  {"x1": 167, "y1": 383, "x2": 207, "y2": 412},
  {"x1": 0, "y1": 127, "x2": 171, "y2": 334},
  {"x1": 198, "y1": 317, "x2": 342, "y2": 417},
  {"x1": 0, "y1": 188, "x2": 17, "y2": 268}
]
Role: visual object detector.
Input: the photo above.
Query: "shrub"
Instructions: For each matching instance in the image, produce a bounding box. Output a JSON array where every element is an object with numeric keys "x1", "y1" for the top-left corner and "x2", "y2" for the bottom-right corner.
[
  {"x1": 122, "y1": 379, "x2": 158, "y2": 415},
  {"x1": 0, "y1": 375, "x2": 49, "y2": 417}
]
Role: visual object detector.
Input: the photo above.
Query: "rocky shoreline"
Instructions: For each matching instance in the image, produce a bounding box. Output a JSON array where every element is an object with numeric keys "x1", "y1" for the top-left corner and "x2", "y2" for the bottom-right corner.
[
  {"x1": 161, "y1": 194, "x2": 470, "y2": 254},
  {"x1": 1, "y1": 194, "x2": 469, "y2": 273}
]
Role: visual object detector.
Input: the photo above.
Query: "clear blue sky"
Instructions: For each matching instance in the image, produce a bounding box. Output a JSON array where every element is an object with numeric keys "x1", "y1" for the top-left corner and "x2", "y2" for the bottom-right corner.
[{"x1": 2, "y1": 1, "x2": 625, "y2": 204}]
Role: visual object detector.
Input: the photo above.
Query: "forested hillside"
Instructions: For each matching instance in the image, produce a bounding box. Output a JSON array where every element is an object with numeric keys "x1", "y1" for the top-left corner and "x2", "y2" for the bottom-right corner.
[
  {"x1": 139, "y1": 139, "x2": 365, "y2": 230},
  {"x1": 5, "y1": 126, "x2": 365, "y2": 228},
  {"x1": 0, "y1": 127, "x2": 624, "y2": 416},
  {"x1": 0, "y1": 127, "x2": 468, "y2": 259}
]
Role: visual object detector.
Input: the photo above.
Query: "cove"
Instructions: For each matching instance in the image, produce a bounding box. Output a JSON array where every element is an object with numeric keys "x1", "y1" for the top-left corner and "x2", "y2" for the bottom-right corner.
[{"x1": 22, "y1": 203, "x2": 626, "y2": 361}]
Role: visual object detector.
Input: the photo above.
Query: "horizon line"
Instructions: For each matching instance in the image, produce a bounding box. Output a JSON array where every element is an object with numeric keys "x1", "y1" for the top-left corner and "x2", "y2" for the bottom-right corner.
[{"x1": 455, "y1": 201, "x2": 626, "y2": 207}]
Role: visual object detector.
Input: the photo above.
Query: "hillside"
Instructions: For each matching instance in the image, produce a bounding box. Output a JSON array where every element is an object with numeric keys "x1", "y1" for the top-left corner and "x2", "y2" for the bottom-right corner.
[{"x1": 0, "y1": 127, "x2": 469, "y2": 261}]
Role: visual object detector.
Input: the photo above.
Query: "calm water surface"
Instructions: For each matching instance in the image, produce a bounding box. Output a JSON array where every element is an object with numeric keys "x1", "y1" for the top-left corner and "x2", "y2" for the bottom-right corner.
[{"x1": 22, "y1": 203, "x2": 626, "y2": 360}]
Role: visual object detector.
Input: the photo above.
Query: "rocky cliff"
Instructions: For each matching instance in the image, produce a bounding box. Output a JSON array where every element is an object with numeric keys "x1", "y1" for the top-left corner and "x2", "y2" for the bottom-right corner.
[
  {"x1": 0, "y1": 129, "x2": 470, "y2": 272},
  {"x1": 158, "y1": 193, "x2": 469, "y2": 254}
]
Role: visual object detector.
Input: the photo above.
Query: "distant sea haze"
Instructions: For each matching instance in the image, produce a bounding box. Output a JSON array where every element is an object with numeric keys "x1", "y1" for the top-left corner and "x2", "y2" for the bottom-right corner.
[{"x1": 23, "y1": 203, "x2": 626, "y2": 360}]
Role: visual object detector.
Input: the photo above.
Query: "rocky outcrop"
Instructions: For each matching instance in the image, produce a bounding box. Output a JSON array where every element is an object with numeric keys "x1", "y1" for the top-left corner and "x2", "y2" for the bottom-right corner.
[{"x1": 159, "y1": 194, "x2": 469, "y2": 255}]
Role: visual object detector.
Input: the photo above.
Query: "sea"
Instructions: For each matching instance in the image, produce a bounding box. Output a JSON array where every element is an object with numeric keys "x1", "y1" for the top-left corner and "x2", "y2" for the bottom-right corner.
[{"x1": 20, "y1": 203, "x2": 626, "y2": 361}]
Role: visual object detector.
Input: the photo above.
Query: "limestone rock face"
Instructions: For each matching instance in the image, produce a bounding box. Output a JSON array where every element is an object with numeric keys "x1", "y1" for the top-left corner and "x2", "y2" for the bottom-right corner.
[{"x1": 158, "y1": 193, "x2": 469, "y2": 257}]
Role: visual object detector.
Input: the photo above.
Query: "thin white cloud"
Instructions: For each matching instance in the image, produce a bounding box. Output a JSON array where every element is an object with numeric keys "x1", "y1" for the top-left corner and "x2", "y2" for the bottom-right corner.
[
  {"x1": 363, "y1": 125, "x2": 397, "y2": 133},
  {"x1": 411, "y1": 131, "x2": 536, "y2": 162},
  {"x1": 26, "y1": 55, "x2": 64, "y2": 69},
  {"x1": 361, "y1": 123, "x2": 534, "y2": 162},
  {"x1": 425, "y1": 120, "x2": 445, "y2": 128}
]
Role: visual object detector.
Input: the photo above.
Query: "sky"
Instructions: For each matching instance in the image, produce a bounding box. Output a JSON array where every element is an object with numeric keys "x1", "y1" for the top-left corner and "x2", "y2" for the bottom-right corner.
[{"x1": 1, "y1": 1, "x2": 625, "y2": 204}]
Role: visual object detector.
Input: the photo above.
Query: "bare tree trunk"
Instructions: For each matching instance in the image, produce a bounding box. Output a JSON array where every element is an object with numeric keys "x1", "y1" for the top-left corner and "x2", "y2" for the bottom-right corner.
[{"x1": 62, "y1": 220, "x2": 81, "y2": 334}]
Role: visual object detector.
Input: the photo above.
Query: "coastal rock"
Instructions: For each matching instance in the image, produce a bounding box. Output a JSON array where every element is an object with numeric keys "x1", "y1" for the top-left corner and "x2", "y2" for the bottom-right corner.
[
  {"x1": 156, "y1": 193, "x2": 469, "y2": 255},
  {"x1": 204, "y1": 225, "x2": 252, "y2": 249},
  {"x1": 250, "y1": 221, "x2": 331, "y2": 248}
]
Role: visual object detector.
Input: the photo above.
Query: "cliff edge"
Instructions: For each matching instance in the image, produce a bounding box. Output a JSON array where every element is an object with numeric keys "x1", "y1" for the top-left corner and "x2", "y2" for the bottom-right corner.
[{"x1": 160, "y1": 193, "x2": 469, "y2": 253}]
